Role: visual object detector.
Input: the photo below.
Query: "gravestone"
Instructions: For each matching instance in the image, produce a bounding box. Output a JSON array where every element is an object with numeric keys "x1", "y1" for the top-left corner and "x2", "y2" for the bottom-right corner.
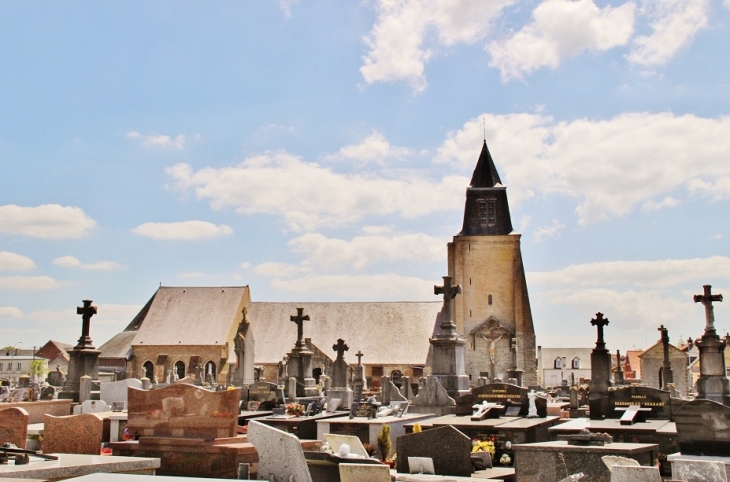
[
  {"x1": 247, "y1": 420, "x2": 312, "y2": 482},
  {"x1": 671, "y1": 458, "x2": 729, "y2": 482},
  {"x1": 396, "y1": 425, "x2": 472, "y2": 477},
  {"x1": 9, "y1": 389, "x2": 25, "y2": 403},
  {"x1": 429, "y1": 276, "x2": 470, "y2": 398},
  {"x1": 462, "y1": 382, "x2": 547, "y2": 417},
  {"x1": 589, "y1": 312, "x2": 612, "y2": 420},
  {"x1": 126, "y1": 384, "x2": 240, "y2": 441},
  {"x1": 0, "y1": 407, "x2": 29, "y2": 448},
  {"x1": 43, "y1": 413, "x2": 104, "y2": 454},
  {"x1": 329, "y1": 338, "x2": 353, "y2": 409},
  {"x1": 380, "y1": 376, "x2": 407, "y2": 405},
  {"x1": 100, "y1": 378, "x2": 143, "y2": 410},
  {"x1": 339, "y1": 463, "x2": 391, "y2": 482},
  {"x1": 73, "y1": 399, "x2": 111, "y2": 414},
  {"x1": 231, "y1": 307, "x2": 256, "y2": 386},
  {"x1": 285, "y1": 308, "x2": 319, "y2": 397},
  {"x1": 47, "y1": 365, "x2": 65, "y2": 387},
  {"x1": 409, "y1": 376, "x2": 456, "y2": 416},
  {"x1": 693, "y1": 285, "x2": 730, "y2": 404},
  {"x1": 610, "y1": 465, "x2": 662, "y2": 482},
  {"x1": 400, "y1": 376, "x2": 415, "y2": 401},
  {"x1": 248, "y1": 381, "x2": 282, "y2": 410},
  {"x1": 674, "y1": 398, "x2": 730, "y2": 456},
  {"x1": 608, "y1": 386, "x2": 672, "y2": 420},
  {"x1": 60, "y1": 299, "x2": 101, "y2": 402},
  {"x1": 353, "y1": 350, "x2": 366, "y2": 390},
  {"x1": 41, "y1": 385, "x2": 55, "y2": 400}
]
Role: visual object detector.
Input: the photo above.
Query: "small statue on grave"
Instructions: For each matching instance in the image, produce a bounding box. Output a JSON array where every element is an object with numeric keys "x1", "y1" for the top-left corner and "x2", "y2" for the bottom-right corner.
[
  {"x1": 527, "y1": 390, "x2": 538, "y2": 418},
  {"x1": 166, "y1": 369, "x2": 173, "y2": 384}
]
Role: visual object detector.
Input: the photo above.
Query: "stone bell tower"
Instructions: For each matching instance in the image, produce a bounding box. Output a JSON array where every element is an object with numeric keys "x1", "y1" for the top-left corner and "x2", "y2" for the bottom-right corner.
[{"x1": 447, "y1": 141, "x2": 537, "y2": 386}]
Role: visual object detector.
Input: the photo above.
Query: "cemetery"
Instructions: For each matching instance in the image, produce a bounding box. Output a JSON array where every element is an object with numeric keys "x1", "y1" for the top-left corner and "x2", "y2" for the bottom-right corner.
[{"x1": 1, "y1": 143, "x2": 729, "y2": 482}]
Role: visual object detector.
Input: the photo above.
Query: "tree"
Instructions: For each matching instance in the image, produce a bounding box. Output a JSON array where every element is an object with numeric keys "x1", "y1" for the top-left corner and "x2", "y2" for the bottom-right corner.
[{"x1": 29, "y1": 359, "x2": 47, "y2": 381}]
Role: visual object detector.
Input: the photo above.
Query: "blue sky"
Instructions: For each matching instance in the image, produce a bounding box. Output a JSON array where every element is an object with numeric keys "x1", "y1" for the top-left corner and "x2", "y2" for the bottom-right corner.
[{"x1": 1, "y1": 0, "x2": 728, "y2": 354}]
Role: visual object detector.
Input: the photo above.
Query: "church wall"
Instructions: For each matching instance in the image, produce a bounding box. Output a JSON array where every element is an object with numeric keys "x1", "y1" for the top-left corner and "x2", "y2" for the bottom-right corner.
[
  {"x1": 449, "y1": 234, "x2": 537, "y2": 385},
  {"x1": 130, "y1": 344, "x2": 231, "y2": 385}
]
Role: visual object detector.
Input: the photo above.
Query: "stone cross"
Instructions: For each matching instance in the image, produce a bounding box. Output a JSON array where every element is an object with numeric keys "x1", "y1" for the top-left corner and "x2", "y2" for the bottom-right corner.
[
  {"x1": 591, "y1": 312, "x2": 609, "y2": 350},
  {"x1": 434, "y1": 276, "x2": 462, "y2": 333},
  {"x1": 333, "y1": 339, "x2": 349, "y2": 360},
  {"x1": 290, "y1": 307, "x2": 310, "y2": 348},
  {"x1": 694, "y1": 285, "x2": 723, "y2": 334},
  {"x1": 658, "y1": 325, "x2": 673, "y2": 388},
  {"x1": 355, "y1": 350, "x2": 364, "y2": 366},
  {"x1": 75, "y1": 299, "x2": 97, "y2": 349}
]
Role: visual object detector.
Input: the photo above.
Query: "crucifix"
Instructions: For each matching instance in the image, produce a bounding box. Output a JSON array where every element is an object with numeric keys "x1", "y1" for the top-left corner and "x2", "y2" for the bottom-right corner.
[
  {"x1": 694, "y1": 285, "x2": 723, "y2": 334},
  {"x1": 333, "y1": 339, "x2": 349, "y2": 360},
  {"x1": 591, "y1": 312, "x2": 609, "y2": 350},
  {"x1": 75, "y1": 299, "x2": 97, "y2": 349},
  {"x1": 434, "y1": 276, "x2": 462, "y2": 334},
  {"x1": 355, "y1": 350, "x2": 364, "y2": 367},
  {"x1": 290, "y1": 307, "x2": 310, "y2": 348}
]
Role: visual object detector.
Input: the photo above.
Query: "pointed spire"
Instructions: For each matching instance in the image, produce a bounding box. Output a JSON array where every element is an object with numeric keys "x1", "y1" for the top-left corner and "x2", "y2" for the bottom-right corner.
[{"x1": 470, "y1": 140, "x2": 502, "y2": 188}]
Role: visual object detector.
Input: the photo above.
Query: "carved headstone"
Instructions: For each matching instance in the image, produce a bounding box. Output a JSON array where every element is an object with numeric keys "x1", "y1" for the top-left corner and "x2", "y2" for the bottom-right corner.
[
  {"x1": 396, "y1": 425, "x2": 472, "y2": 477},
  {"x1": 247, "y1": 420, "x2": 313, "y2": 482},
  {"x1": 329, "y1": 339, "x2": 353, "y2": 409},
  {"x1": 0, "y1": 407, "x2": 29, "y2": 448},
  {"x1": 693, "y1": 285, "x2": 729, "y2": 404},
  {"x1": 43, "y1": 413, "x2": 104, "y2": 454},
  {"x1": 59, "y1": 299, "x2": 101, "y2": 402}
]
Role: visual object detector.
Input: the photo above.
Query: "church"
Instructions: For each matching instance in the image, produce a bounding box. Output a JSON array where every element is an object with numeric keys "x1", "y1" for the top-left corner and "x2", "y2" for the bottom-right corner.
[{"x1": 98, "y1": 142, "x2": 538, "y2": 388}]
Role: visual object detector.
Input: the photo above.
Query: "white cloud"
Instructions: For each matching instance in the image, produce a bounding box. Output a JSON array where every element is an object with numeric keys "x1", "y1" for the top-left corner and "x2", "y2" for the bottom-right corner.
[
  {"x1": 270, "y1": 273, "x2": 435, "y2": 301},
  {"x1": 166, "y1": 152, "x2": 466, "y2": 231},
  {"x1": 0, "y1": 252, "x2": 35, "y2": 271},
  {"x1": 0, "y1": 306, "x2": 23, "y2": 319},
  {"x1": 324, "y1": 132, "x2": 414, "y2": 165},
  {"x1": 288, "y1": 231, "x2": 446, "y2": 270},
  {"x1": 360, "y1": 0, "x2": 515, "y2": 92},
  {"x1": 627, "y1": 0, "x2": 710, "y2": 67},
  {"x1": 53, "y1": 256, "x2": 123, "y2": 270},
  {"x1": 131, "y1": 221, "x2": 233, "y2": 240},
  {"x1": 487, "y1": 0, "x2": 636, "y2": 81},
  {"x1": 126, "y1": 131, "x2": 188, "y2": 150},
  {"x1": 529, "y1": 256, "x2": 730, "y2": 288},
  {"x1": 279, "y1": 0, "x2": 299, "y2": 19},
  {"x1": 641, "y1": 196, "x2": 678, "y2": 212},
  {"x1": 533, "y1": 219, "x2": 566, "y2": 242},
  {"x1": 438, "y1": 112, "x2": 730, "y2": 224},
  {"x1": 0, "y1": 276, "x2": 58, "y2": 289},
  {"x1": 0, "y1": 204, "x2": 96, "y2": 239}
]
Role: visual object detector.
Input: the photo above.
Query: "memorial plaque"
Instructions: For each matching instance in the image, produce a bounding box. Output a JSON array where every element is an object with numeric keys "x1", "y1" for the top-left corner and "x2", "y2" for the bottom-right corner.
[
  {"x1": 350, "y1": 402, "x2": 377, "y2": 419},
  {"x1": 609, "y1": 386, "x2": 671, "y2": 419}
]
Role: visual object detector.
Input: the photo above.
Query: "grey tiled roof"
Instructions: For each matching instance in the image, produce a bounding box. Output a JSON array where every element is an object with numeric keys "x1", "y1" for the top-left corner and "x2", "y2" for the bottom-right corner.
[
  {"x1": 132, "y1": 286, "x2": 249, "y2": 346},
  {"x1": 98, "y1": 331, "x2": 138, "y2": 359},
  {"x1": 248, "y1": 301, "x2": 442, "y2": 365}
]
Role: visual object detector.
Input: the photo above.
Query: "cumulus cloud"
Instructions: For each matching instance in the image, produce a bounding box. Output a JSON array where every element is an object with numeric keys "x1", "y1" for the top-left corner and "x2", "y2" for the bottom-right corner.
[
  {"x1": 324, "y1": 132, "x2": 414, "y2": 165},
  {"x1": 360, "y1": 0, "x2": 515, "y2": 92},
  {"x1": 52, "y1": 256, "x2": 123, "y2": 270},
  {"x1": 0, "y1": 204, "x2": 96, "y2": 239},
  {"x1": 279, "y1": 0, "x2": 299, "y2": 19},
  {"x1": 437, "y1": 112, "x2": 730, "y2": 224},
  {"x1": 0, "y1": 306, "x2": 23, "y2": 319},
  {"x1": 270, "y1": 273, "x2": 435, "y2": 301},
  {"x1": 0, "y1": 276, "x2": 58, "y2": 289},
  {"x1": 289, "y1": 231, "x2": 446, "y2": 270},
  {"x1": 533, "y1": 220, "x2": 566, "y2": 242},
  {"x1": 487, "y1": 0, "x2": 636, "y2": 81},
  {"x1": 126, "y1": 131, "x2": 191, "y2": 150},
  {"x1": 131, "y1": 221, "x2": 233, "y2": 240},
  {"x1": 0, "y1": 252, "x2": 35, "y2": 271},
  {"x1": 166, "y1": 151, "x2": 466, "y2": 231},
  {"x1": 529, "y1": 256, "x2": 730, "y2": 288},
  {"x1": 627, "y1": 0, "x2": 711, "y2": 67}
]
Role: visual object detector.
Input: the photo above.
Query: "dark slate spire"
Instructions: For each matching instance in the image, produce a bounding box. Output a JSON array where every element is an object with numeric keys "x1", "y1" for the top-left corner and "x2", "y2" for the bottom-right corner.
[
  {"x1": 458, "y1": 141, "x2": 513, "y2": 236},
  {"x1": 470, "y1": 140, "x2": 502, "y2": 188}
]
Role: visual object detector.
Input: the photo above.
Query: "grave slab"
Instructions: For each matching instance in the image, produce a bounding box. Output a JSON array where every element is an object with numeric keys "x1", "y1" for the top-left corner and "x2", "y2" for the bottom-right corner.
[
  {"x1": 609, "y1": 465, "x2": 662, "y2": 482},
  {"x1": 99, "y1": 378, "x2": 143, "y2": 410},
  {"x1": 338, "y1": 462, "x2": 390, "y2": 482},
  {"x1": 247, "y1": 420, "x2": 313, "y2": 482},
  {"x1": 396, "y1": 425, "x2": 472, "y2": 477},
  {"x1": 668, "y1": 453, "x2": 730, "y2": 482},
  {"x1": 0, "y1": 454, "x2": 159, "y2": 480},
  {"x1": 0, "y1": 407, "x2": 29, "y2": 448},
  {"x1": 73, "y1": 400, "x2": 111, "y2": 415},
  {"x1": 317, "y1": 413, "x2": 434, "y2": 449}
]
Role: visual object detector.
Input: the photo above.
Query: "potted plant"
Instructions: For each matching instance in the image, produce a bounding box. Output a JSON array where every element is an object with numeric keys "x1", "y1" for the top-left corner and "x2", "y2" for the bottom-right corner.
[{"x1": 377, "y1": 423, "x2": 395, "y2": 467}]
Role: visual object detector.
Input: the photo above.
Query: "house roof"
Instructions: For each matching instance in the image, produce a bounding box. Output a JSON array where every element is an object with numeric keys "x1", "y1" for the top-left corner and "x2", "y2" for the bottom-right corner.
[
  {"x1": 248, "y1": 301, "x2": 442, "y2": 365},
  {"x1": 626, "y1": 350, "x2": 642, "y2": 378},
  {"x1": 132, "y1": 286, "x2": 249, "y2": 346},
  {"x1": 98, "y1": 331, "x2": 138, "y2": 359}
]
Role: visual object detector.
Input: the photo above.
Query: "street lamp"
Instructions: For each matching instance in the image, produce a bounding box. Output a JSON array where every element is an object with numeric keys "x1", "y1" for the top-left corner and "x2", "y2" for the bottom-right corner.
[{"x1": 10, "y1": 342, "x2": 21, "y2": 386}]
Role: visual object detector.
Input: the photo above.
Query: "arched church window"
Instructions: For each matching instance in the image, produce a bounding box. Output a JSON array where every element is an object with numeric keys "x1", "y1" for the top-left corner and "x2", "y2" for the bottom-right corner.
[
  {"x1": 142, "y1": 361, "x2": 154, "y2": 379},
  {"x1": 390, "y1": 370, "x2": 403, "y2": 388},
  {"x1": 572, "y1": 358, "x2": 580, "y2": 369},
  {"x1": 205, "y1": 361, "x2": 216, "y2": 382},
  {"x1": 554, "y1": 357, "x2": 562, "y2": 369},
  {"x1": 174, "y1": 360, "x2": 185, "y2": 379}
]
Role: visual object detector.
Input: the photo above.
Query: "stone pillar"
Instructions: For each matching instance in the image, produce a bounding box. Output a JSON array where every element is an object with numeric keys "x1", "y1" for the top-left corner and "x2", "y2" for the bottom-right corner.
[
  {"x1": 79, "y1": 375, "x2": 92, "y2": 404},
  {"x1": 693, "y1": 286, "x2": 730, "y2": 404},
  {"x1": 614, "y1": 349, "x2": 625, "y2": 385},
  {"x1": 141, "y1": 377, "x2": 151, "y2": 390},
  {"x1": 588, "y1": 313, "x2": 612, "y2": 420}
]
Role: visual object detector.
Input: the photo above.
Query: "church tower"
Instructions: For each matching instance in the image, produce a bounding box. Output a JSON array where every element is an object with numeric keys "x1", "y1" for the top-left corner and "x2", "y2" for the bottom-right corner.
[{"x1": 447, "y1": 141, "x2": 538, "y2": 386}]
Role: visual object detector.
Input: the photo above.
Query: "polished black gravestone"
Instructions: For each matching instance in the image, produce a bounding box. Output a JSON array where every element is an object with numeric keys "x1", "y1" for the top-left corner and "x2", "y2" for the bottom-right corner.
[
  {"x1": 396, "y1": 425, "x2": 472, "y2": 477},
  {"x1": 674, "y1": 399, "x2": 730, "y2": 456},
  {"x1": 457, "y1": 382, "x2": 546, "y2": 417},
  {"x1": 608, "y1": 386, "x2": 672, "y2": 420},
  {"x1": 247, "y1": 381, "x2": 282, "y2": 409}
]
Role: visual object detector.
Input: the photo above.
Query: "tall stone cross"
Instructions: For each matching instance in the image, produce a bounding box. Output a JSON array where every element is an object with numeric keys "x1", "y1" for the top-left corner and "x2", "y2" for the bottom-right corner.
[
  {"x1": 434, "y1": 276, "x2": 462, "y2": 333},
  {"x1": 333, "y1": 339, "x2": 349, "y2": 360},
  {"x1": 355, "y1": 350, "x2": 364, "y2": 366},
  {"x1": 591, "y1": 312, "x2": 609, "y2": 350},
  {"x1": 290, "y1": 307, "x2": 310, "y2": 349},
  {"x1": 75, "y1": 299, "x2": 97, "y2": 349},
  {"x1": 694, "y1": 285, "x2": 723, "y2": 334},
  {"x1": 658, "y1": 325, "x2": 669, "y2": 346}
]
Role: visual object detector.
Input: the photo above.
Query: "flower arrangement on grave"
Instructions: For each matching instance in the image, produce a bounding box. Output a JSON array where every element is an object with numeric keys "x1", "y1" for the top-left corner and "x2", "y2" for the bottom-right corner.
[
  {"x1": 377, "y1": 423, "x2": 393, "y2": 462},
  {"x1": 499, "y1": 453, "x2": 512, "y2": 465},
  {"x1": 285, "y1": 403, "x2": 305, "y2": 416},
  {"x1": 471, "y1": 438, "x2": 496, "y2": 456},
  {"x1": 412, "y1": 423, "x2": 422, "y2": 433}
]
